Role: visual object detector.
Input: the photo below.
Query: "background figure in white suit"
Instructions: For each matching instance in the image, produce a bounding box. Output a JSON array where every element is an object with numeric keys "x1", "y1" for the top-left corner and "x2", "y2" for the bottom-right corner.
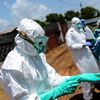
[
  {"x1": 81, "y1": 19, "x2": 95, "y2": 49},
  {"x1": 65, "y1": 17, "x2": 100, "y2": 100},
  {"x1": 81, "y1": 19, "x2": 95, "y2": 41}
]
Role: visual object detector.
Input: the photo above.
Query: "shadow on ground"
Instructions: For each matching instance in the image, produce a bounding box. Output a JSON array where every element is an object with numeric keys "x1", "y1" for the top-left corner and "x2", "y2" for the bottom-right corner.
[{"x1": 69, "y1": 92, "x2": 100, "y2": 100}]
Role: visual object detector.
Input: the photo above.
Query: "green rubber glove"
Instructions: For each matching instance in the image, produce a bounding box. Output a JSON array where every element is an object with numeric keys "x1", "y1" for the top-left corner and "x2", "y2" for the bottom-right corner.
[
  {"x1": 40, "y1": 79, "x2": 79, "y2": 100},
  {"x1": 70, "y1": 73, "x2": 100, "y2": 83}
]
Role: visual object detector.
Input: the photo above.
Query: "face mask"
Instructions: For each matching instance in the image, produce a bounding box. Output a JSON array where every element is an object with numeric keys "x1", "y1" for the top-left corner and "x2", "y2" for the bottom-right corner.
[
  {"x1": 33, "y1": 36, "x2": 48, "y2": 53},
  {"x1": 76, "y1": 22, "x2": 83, "y2": 30},
  {"x1": 19, "y1": 32, "x2": 48, "y2": 54}
]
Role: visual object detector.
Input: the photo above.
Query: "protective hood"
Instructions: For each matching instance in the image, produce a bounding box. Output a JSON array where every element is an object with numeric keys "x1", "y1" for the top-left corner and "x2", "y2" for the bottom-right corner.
[
  {"x1": 15, "y1": 18, "x2": 47, "y2": 56},
  {"x1": 15, "y1": 34, "x2": 38, "y2": 56},
  {"x1": 71, "y1": 17, "x2": 83, "y2": 31},
  {"x1": 16, "y1": 18, "x2": 45, "y2": 40},
  {"x1": 71, "y1": 17, "x2": 80, "y2": 26}
]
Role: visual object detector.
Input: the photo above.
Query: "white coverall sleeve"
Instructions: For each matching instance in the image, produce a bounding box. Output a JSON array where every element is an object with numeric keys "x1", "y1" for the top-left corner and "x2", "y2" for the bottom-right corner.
[
  {"x1": 65, "y1": 32, "x2": 83, "y2": 50},
  {"x1": 2, "y1": 69, "x2": 40, "y2": 100},
  {"x1": 39, "y1": 53, "x2": 70, "y2": 87}
]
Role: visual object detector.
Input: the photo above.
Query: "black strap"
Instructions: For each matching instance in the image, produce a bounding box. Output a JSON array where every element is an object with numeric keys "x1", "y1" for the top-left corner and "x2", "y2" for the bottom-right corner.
[{"x1": 19, "y1": 32, "x2": 34, "y2": 46}]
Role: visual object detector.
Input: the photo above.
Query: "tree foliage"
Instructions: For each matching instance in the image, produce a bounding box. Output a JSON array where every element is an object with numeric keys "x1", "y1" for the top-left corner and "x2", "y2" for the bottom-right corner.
[
  {"x1": 46, "y1": 13, "x2": 65, "y2": 22},
  {"x1": 96, "y1": 10, "x2": 100, "y2": 17},
  {"x1": 58, "y1": 14, "x2": 65, "y2": 22},
  {"x1": 81, "y1": 6, "x2": 98, "y2": 19},
  {"x1": 34, "y1": 6, "x2": 100, "y2": 25},
  {"x1": 64, "y1": 10, "x2": 80, "y2": 21},
  {"x1": 34, "y1": 19, "x2": 49, "y2": 28},
  {"x1": 46, "y1": 13, "x2": 58, "y2": 22}
]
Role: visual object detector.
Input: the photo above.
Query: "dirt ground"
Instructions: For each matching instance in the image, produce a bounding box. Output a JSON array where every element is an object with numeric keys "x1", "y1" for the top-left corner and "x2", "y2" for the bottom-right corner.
[{"x1": 0, "y1": 43, "x2": 100, "y2": 100}]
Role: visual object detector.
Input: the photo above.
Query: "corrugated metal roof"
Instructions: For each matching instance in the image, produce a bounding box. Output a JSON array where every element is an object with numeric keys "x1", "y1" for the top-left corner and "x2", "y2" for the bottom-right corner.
[
  {"x1": 86, "y1": 17, "x2": 100, "y2": 24},
  {"x1": 0, "y1": 27, "x2": 16, "y2": 35}
]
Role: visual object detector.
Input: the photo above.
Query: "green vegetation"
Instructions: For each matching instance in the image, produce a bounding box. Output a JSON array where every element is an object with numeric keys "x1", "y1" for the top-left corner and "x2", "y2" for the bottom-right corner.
[{"x1": 34, "y1": 6, "x2": 100, "y2": 27}]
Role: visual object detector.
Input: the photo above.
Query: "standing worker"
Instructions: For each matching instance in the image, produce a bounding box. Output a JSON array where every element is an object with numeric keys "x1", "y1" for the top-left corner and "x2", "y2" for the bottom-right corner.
[
  {"x1": 81, "y1": 19, "x2": 95, "y2": 48},
  {"x1": 92, "y1": 20, "x2": 100, "y2": 62},
  {"x1": 65, "y1": 17, "x2": 100, "y2": 100}
]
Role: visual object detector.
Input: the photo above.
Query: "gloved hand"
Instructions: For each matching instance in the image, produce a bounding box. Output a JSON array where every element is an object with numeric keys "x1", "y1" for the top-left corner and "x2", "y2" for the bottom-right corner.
[
  {"x1": 40, "y1": 79, "x2": 79, "y2": 100},
  {"x1": 83, "y1": 41, "x2": 91, "y2": 47},
  {"x1": 70, "y1": 73, "x2": 100, "y2": 83}
]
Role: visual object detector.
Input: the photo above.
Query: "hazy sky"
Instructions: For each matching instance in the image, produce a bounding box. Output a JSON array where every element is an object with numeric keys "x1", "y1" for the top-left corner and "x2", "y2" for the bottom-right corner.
[{"x1": 0, "y1": 0, "x2": 100, "y2": 32}]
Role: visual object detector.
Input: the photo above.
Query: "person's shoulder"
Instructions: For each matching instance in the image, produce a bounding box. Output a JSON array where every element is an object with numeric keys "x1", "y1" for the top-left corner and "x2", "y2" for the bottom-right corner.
[
  {"x1": 1, "y1": 48, "x2": 22, "y2": 71},
  {"x1": 84, "y1": 26, "x2": 91, "y2": 30},
  {"x1": 6, "y1": 48, "x2": 21, "y2": 61},
  {"x1": 67, "y1": 27, "x2": 74, "y2": 34},
  {"x1": 69, "y1": 27, "x2": 74, "y2": 31},
  {"x1": 85, "y1": 26, "x2": 89, "y2": 28}
]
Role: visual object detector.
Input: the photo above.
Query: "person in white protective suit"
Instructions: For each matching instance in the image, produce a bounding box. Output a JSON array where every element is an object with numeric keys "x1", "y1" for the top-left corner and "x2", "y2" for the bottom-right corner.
[
  {"x1": 80, "y1": 19, "x2": 95, "y2": 49},
  {"x1": 65, "y1": 17, "x2": 100, "y2": 100},
  {"x1": 0, "y1": 18, "x2": 100, "y2": 100},
  {"x1": 81, "y1": 19, "x2": 95, "y2": 41}
]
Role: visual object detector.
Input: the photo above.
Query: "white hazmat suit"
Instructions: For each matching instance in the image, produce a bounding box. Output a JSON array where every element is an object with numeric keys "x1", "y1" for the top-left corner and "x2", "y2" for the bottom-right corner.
[
  {"x1": 0, "y1": 18, "x2": 70, "y2": 100},
  {"x1": 65, "y1": 17, "x2": 100, "y2": 100},
  {"x1": 80, "y1": 19, "x2": 95, "y2": 40},
  {"x1": 83, "y1": 26, "x2": 95, "y2": 40}
]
